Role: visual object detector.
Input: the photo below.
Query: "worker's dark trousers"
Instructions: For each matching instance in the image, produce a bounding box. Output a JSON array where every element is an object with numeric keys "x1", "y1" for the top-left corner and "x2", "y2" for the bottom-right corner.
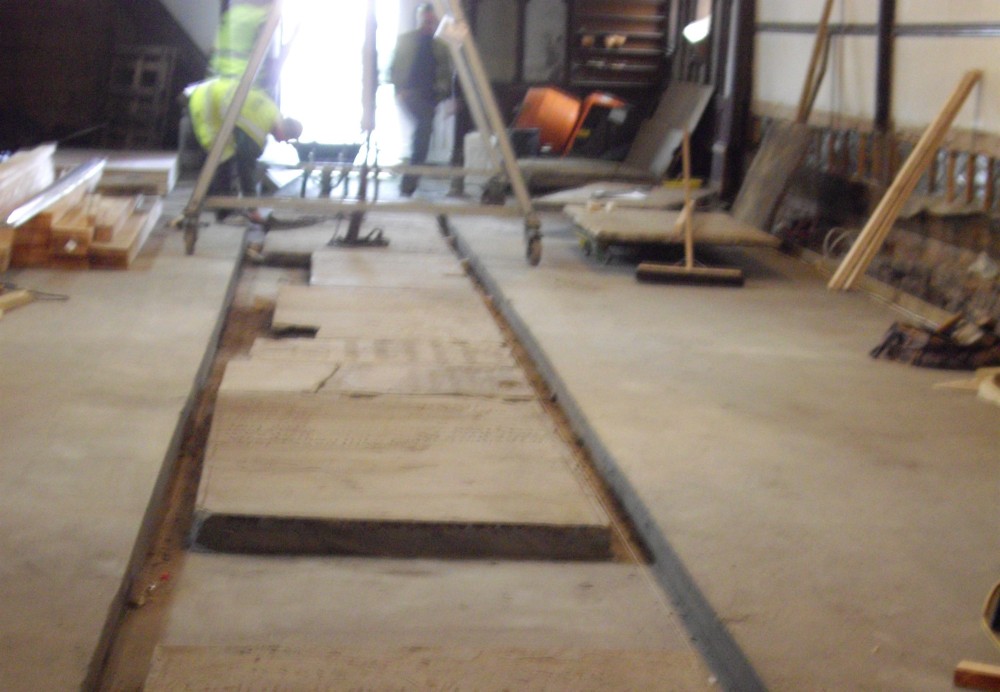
[
  {"x1": 206, "y1": 129, "x2": 263, "y2": 198},
  {"x1": 397, "y1": 90, "x2": 437, "y2": 195}
]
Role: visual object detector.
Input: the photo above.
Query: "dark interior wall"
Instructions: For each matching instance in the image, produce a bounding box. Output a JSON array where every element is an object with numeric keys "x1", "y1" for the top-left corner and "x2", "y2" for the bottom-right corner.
[
  {"x1": 0, "y1": 0, "x2": 116, "y2": 150},
  {"x1": 110, "y1": 0, "x2": 211, "y2": 148},
  {"x1": 0, "y1": 0, "x2": 210, "y2": 152}
]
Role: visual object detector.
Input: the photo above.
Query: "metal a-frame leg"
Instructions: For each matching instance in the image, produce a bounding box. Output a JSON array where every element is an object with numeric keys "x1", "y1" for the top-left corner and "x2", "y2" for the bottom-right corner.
[
  {"x1": 182, "y1": 0, "x2": 542, "y2": 265},
  {"x1": 181, "y1": 1, "x2": 283, "y2": 255},
  {"x1": 432, "y1": 0, "x2": 542, "y2": 265}
]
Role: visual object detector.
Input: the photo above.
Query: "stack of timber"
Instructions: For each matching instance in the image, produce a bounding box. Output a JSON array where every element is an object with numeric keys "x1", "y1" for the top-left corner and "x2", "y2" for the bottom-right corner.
[{"x1": 11, "y1": 192, "x2": 161, "y2": 270}]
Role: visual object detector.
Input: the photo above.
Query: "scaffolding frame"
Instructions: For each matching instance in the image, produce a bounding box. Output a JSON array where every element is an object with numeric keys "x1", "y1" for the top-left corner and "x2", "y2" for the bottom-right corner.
[{"x1": 181, "y1": 0, "x2": 542, "y2": 265}]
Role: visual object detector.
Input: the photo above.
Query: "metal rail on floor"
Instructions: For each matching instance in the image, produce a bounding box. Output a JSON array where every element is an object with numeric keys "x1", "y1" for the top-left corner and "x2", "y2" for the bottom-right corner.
[{"x1": 181, "y1": 0, "x2": 542, "y2": 265}]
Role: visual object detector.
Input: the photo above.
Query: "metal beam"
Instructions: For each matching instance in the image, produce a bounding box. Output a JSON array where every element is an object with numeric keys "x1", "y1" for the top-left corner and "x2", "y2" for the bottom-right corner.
[{"x1": 874, "y1": 0, "x2": 895, "y2": 133}]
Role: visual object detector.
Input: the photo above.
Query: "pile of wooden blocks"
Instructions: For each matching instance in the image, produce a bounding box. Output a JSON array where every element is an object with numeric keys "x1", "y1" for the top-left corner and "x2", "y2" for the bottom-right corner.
[
  {"x1": 11, "y1": 192, "x2": 162, "y2": 270},
  {"x1": 0, "y1": 144, "x2": 164, "y2": 271},
  {"x1": 0, "y1": 285, "x2": 32, "y2": 319}
]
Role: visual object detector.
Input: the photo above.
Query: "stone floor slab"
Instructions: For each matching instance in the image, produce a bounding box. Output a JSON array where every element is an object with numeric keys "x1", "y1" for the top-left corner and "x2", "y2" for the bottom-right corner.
[
  {"x1": 193, "y1": 393, "x2": 611, "y2": 559},
  {"x1": 323, "y1": 362, "x2": 534, "y2": 399},
  {"x1": 310, "y1": 247, "x2": 469, "y2": 289},
  {"x1": 146, "y1": 645, "x2": 710, "y2": 691},
  {"x1": 219, "y1": 358, "x2": 337, "y2": 393},
  {"x1": 161, "y1": 556, "x2": 706, "y2": 659},
  {"x1": 249, "y1": 336, "x2": 516, "y2": 367},
  {"x1": 272, "y1": 284, "x2": 504, "y2": 341}
]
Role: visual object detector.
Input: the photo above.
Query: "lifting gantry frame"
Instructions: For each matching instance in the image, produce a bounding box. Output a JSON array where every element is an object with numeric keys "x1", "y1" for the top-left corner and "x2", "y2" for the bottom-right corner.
[{"x1": 181, "y1": 0, "x2": 542, "y2": 265}]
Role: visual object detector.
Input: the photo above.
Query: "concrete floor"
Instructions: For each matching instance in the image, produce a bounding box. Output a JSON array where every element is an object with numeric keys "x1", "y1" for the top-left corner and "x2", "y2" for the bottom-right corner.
[
  {"x1": 0, "y1": 209, "x2": 244, "y2": 689},
  {"x1": 449, "y1": 214, "x2": 1000, "y2": 690},
  {"x1": 0, "y1": 179, "x2": 996, "y2": 690}
]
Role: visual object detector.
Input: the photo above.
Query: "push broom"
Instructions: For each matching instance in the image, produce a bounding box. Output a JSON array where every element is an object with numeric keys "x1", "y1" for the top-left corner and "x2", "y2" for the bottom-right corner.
[{"x1": 635, "y1": 130, "x2": 744, "y2": 286}]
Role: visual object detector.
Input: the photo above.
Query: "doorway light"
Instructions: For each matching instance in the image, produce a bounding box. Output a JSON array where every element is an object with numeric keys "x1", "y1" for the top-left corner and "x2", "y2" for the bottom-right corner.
[{"x1": 682, "y1": 15, "x2": 711, "y2": 44}]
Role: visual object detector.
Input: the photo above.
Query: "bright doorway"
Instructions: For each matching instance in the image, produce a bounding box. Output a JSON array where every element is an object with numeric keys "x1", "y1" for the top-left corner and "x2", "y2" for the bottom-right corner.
[{"x1": 278, "y1": 0, "x2": 439, "y2": 166}]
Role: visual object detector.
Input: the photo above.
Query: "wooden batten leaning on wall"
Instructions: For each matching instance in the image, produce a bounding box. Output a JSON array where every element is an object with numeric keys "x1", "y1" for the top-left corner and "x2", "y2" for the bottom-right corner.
[{"x1": 827, "y1": 70, "x2": 984, "y2": 292}]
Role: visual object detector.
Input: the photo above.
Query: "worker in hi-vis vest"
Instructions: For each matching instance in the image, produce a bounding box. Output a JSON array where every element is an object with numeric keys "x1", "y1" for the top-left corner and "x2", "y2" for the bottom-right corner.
[
  {"x1": 209, "y1": 1, "x2": 271, "y2": 80},
  {"x1": 187, "y1": 78, "x2": 301, "y2": 218}
]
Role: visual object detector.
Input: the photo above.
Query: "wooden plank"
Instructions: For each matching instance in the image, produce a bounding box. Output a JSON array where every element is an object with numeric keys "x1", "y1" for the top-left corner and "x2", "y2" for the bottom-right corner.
[
  {"x1": 829, "y1": 70, "x2": 983, "y2": 290},
  {"x1": 955, "y1": 660, "x2": 1000, "y2": 691},
  {"x1": 9, "y1": 184, "x2": 92, "y2": 267},
  {"x1": 49, "y1": 197, "x2": 97, "y2": 257},
  {"x1": 89, "y1": 197, "x2": 162, "y2": 269},
  {"x1": 795, "y1": 0, "x2": 835, "y2": 123},
  {"x1": 92, "y1": 196, "x2": 138, "y2": 243},
  {"x1": 0, "y1": 289, "x2": 33, "y2": 313}
]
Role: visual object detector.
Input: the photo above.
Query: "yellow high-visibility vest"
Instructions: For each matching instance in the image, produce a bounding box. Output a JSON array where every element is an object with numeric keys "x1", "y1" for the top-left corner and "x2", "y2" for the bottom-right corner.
[
  {"x1": 210, "y1": 5, "x2": 270, "y2": 78},
  {"x1": 188, "y1": 79, "x2": 280, "y2": 160}
]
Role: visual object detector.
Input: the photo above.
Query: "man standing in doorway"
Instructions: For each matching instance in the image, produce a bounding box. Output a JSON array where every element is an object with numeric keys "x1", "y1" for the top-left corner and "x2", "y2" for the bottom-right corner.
[{"x1": 389, "y1": 3, "x2": 453, "y2": 196}]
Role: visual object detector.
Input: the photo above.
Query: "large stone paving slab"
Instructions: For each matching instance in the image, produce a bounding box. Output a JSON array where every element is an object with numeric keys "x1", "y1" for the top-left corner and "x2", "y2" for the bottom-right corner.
[
  {"x1": 192, "y1": 393, "x2": 611, "y2": 559},
  {"x1": 220, "y1": 357, "x2": 533, "y2": 399},
  {"x1": 146, "y1": 645, "x2": 708, "y2": 690},
  {"x1": 219, "y1": 358, "x2": 337, "y2": 393},
  {"x1": 310, "y1": 247, "x2": 469, "y2": 289},
  {"x1": 323, "y1": 362, "x2": 534, "y2": 399},
  {"x1": 249, "y1": 335, "x2": 516, "y2": 367},
  {"x1": 272, "y1": 284, "x2": 504, "y2": 341},
  {"x1": 148, "y1": 556, "x2": 711, "y2": 690}
]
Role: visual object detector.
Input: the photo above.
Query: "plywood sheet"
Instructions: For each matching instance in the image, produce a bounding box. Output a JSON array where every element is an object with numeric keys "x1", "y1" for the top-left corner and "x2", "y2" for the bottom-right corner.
[
  {"x1": 249, "y1": 336, "x2": 516, "y2": 367},
  {"x1": 624, "y1": 81, "x2": 715, "y2": 177},
  {"x1": 146, "y1": 645, "x2": 708, "y2": 691},
  {"x1": 272, "y1": 284, "x2": 505, "y2": 341},
  {"x1": 310, "y1": 248, "x2": 468, "y2": 289},
  {"x1": 565, "y1": 205, "x2": 781, "y2": 247},
  {"x1": 193, "y1": 393, "x2": 610, "y2": 558}
]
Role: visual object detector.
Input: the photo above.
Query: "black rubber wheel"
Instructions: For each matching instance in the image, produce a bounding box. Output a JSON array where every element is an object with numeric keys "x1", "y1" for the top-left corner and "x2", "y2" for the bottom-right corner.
[{"x1": 526, "y1": 236, "x2": 542, "y2": 266}]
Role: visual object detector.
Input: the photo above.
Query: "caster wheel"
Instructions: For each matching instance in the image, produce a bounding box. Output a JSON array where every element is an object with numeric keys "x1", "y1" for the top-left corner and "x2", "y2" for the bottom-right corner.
[
  {"x1": 480, "y1": 179, "x2": 506, "y2": 206},
  {"x1": 184, "y1": 226, "x2": 197, "y2": 255},
  {"x1": 526, "y1": 236, "x2": 542, "y2": 266}
]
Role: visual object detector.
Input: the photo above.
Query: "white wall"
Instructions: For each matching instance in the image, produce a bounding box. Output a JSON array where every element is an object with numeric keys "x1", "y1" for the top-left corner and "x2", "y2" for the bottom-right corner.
[
  {"x1": 755, "y1": 0, "x2": 1000, "y2": 137},
  {"x1": 160, "y1": 0, "x2": 220, "y2": 54}
]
